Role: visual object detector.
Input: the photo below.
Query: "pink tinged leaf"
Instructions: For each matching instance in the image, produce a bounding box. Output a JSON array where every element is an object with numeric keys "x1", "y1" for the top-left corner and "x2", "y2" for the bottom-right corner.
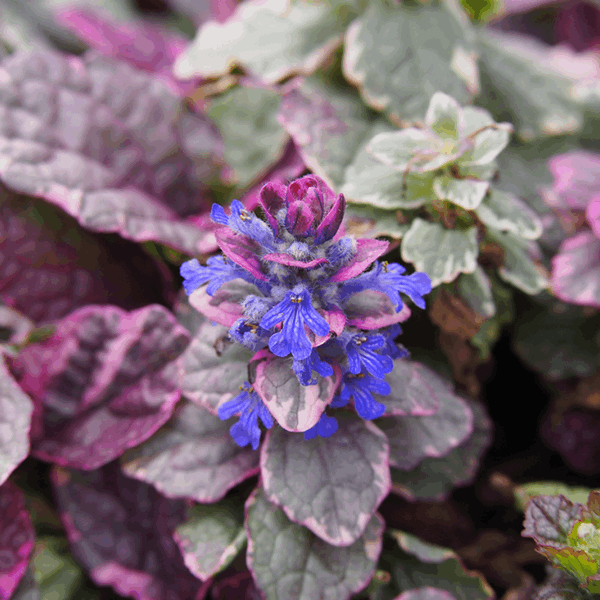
[
  {"x1": 329, "y1": 239, "x2": 390, "y2": 282},
  {"x1": 0, "y1": 356, "x2": 33, "y2": 486},
  {"x1": 258, "y1": 181, "x2": 287, "y2": 234},
  {"x1": 377, "y1": 393, "x2": 473, "y2": 471},
  {"x1": 15, "y1": 304, "x2": 190, "y2": 470},
  {"x1": 309, "y1": 307, "x2": 346, "y2": 347},
  {"x1": 181, "y1": 320, "x2": 253, "y2": 414},
  {"x1": 0, "y1": 481, "x2": 35, "y2": 600},
  {"x1": 261, "y1": 253, "x2": 328, "y2": 268},
  {"x1": 586, "y1": 196, "x2": 600, "y2": 238},
  {"x1": 215, "y1": 229, "x2": 268, "y2": 281},
  {"x1": 253, "y1": 356, "x2": 341, "y2": 432},
  {"x1": 551, "y1": 231, "x2": 600, "y2": 307},
  {"x1": 189, "y1": 279, "x2": 260, "y2": 328},
  {"x1": 121, "y1": 401, "x2": 259, "y2": 503},
  {"x1": 51, "y1": 464, "x2": 207, "y2": 600},
  {"x1": 377, "y1": 359, "x2": 441, "y2": 417},
  {"x1": 522, "y1": 494, "x2": 582, "y2": 547},
  {"x1": 344, "y1": 290, "x2": 411, "y2": 330},
  {"x1": 395, "y1": 588, "x2": 458, "y2": 600},
  {"x1": 260, "y1": 412, "x2": 391, "y2": 546},
  {"x1": 545, "y1": 151, "x2": 600, "y2": 210}
]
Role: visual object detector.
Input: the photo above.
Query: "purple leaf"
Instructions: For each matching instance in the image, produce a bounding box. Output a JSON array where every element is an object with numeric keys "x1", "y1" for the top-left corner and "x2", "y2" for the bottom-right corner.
[
  {"x1": 329, "y1": 239, "x2": 390, "y2": 282},
  {"x1": 15, "y1": 304, "x2": 190, "y2": 470},
  {"x1": 344, "y1": 290, "x2": 411, "y2": 330},
  {"x1": 245, "y1": 487, "x2": 384, "y2": 599},
  {"x1": 189, "y1": 279, "x2": 262, "y2": 328},
  {"x1": 586, "y1": 197, "x2": 600, "y2": 239},
  {"x1": 215, "y1": 229, "x2": 268, "y2": 281},
  {"x1": 0, "y1": 50, "x2": 222, "y2": 254},
  {"x1": 0, "y1": 194, "x2": 165, "y2": 324},
  {"x1": 545, "y1": 151, "x2": 600, "y2": 210},
  {"x1": 390, "y1": 399, "x2": 492, "y2": 501},
  {"x1": 51, "y1": 463, "x2": 207, "y2": 600},
  {"x1": 0, "y1": 481, "x2": 35, "y2": 600},
  {"x1": 378, "y1": 360, "x2": 445, "y2": 417},
  {"x1": 173, "y1": 498, "x2": 246, "y2": 581},
  {"x1": 377, "y1": 393, "x2": 473, "y2": 471},
  {"x1": 523, "y1": 494, "x2": 582, "y2": 548},
  {"x1": 0, "y1": 355, "x2": 33, "y2": 486},
  {"x1": 253, "y1": 355, "x2": 341, "y2": 432},
  {"x1": 181, "y1": 319, "x2": 253, "y2": 413},
  {"x1": 121, "y1": 400, "x2": 259, "y2": 503},
  {"x1": 551, "y1": 231, "x2": 600, "y2": 307},
  {"x1": 261, "y1": 412, "x2": 390, "y2": 546},
  {"x1": 395, "y1": 588, "x2": 457, "y2": 600}
]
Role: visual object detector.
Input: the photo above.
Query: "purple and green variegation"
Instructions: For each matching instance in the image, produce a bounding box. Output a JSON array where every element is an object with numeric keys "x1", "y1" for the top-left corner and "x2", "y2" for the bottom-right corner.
[{"x1": 181, "y1": 174, "x2": 432, "y2": 449}]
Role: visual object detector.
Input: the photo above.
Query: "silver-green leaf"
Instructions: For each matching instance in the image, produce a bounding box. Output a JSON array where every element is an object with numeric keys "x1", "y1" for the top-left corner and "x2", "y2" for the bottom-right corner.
[{"x1": 433, "y1": 177, "x2": 489, "y2": 211}]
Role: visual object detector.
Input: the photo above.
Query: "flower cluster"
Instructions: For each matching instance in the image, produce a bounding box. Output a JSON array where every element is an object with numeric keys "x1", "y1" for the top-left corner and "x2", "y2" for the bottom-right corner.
[{"x1": 181, "y1": 176, "x2": 432, "y2": 448}]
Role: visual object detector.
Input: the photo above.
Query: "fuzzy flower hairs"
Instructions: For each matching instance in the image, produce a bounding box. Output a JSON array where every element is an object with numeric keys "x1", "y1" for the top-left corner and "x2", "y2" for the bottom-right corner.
[{"x1": 181, "y1": 175, "x2": 432, "y2": 448}]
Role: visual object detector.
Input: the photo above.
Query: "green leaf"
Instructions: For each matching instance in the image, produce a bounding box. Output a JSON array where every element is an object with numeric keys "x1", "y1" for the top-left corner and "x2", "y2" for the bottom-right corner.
[
  {"x1": 426, "y1": 92, "x2": 463, "y2": 140},
  {"x1": 515, "y1": 483, "x2": 593, "y2": 513},
  {"x1": 343, "y1": 0, "x2": 476, "y2": 123},
  {"x1": 487, "y1": 229, "x2": 549, "y2": 294},
  {"x1": 245, "y1": 487, "x2": 384, "y2": 600},
  {"x1": 457, "y1": 123, "x2": 513, "y2": 166},
  {"x1": 457, "y1": 267, "x2": 495, "y2": 319},
  {"x1": 513, "y1": 310, "x2": 600, "y2": 380},
  {"x1": 390, "y1": 398, "x2": 492, "y2": 501},
  {"x1": 477, "y1": 30, "x2": 583, "y2": 141},
  {"x1": 475, "y1": 188, "x2": 542, "y2": 240},
  {"x1": 366, "y1": 128, "x2": 437, "y2": 171},
  {"x1": 401, "y1": 219, "x2": 478, "y2": 287},
  {"x1": 384, "y1": 531, "x2": 494, "y2": 600},
  {"x1": 261, "y1": 412, "x2": 390, "y2": 546},
  {"x1": 208, "y1": 86, "x2": 288, "y2": 188},
  {"x1": 433, "y1": 177, "x2": 489, "y2": 210},
  {"x1": 174, "y1": 499, "x2": 246, "y2": 581},
  {"x1": 173, "y1": 0, "x2": 356, "y2": 83}
]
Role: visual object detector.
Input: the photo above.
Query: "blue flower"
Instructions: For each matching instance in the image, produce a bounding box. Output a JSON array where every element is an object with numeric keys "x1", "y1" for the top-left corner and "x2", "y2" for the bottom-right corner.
[
  {"x1": 304, "y1": 413, "x2": 338, "y2": 440},
  {"x1": 228, "y1": 319, "x2": 269, "y2": 352},
  {"x1": 218, "y1": 384, "x2": 273, "y2": 450},
  {"x1": 259, "y1": 288, "x2": 330, "y2": 360},
  {"x1": 180, "y1": 256, "x2": 250, "y2": 296},
  {"x1": 338, "y1": 332, "x2": 394, "y2": 379},
  {"x1": 211, "y1": 201, "x2": 275, "y2": 251},
  {"x1": 382, "y1": 324, "x2": 410, "y2": 360},
  {"x1": 341, "y1": 261, "x2": 432, "y2": 311},
  {"x1": 338, "y1": 372, "x2": 390, "y2": 420},
  {"x1": 293, "y1": 349, "x2": 334, "y2": 386}
]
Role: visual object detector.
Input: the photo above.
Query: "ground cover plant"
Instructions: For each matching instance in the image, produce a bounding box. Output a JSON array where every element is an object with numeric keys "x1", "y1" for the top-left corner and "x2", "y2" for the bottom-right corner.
[{"x1": 2, "y1": 0, "x2": 600, "y2": 598}]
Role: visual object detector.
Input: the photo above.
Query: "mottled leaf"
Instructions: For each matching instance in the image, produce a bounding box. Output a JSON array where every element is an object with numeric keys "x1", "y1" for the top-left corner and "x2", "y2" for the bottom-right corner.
[
  {"x1": 551, "y1": 231, "x2": 600, "y2": 308},
  {"x1": 181, "y1": 318, "x2": 252, "y2": 413},
  {"x1": 245, "y1": 487, "x2": 384, "y2": 600},
  {"x1": 457, "y1": 267, "x2": 495, "y2": 319},
  {"x1": 378, "y1": 359, "x2": 443, "y2": 417},
  {"x1": 487, "y1": 229, "x2": 549, "y2": 294},
  {"x1": 377, "y1": 392, "x2": 473, "y2": 471},
  {"x1": 433, "y1": 177, "x2": 489, "y2": 211},
  {"x1": 0, "y1": 50, "x2": 220, "y2": 254},
  {"x1": 476, "y1": 188, "x2": 542, "y2": 240},
  {"x1": 174, "y1": 0, "x2": 354, "y2": 83},
  {"x1": 208, "y1": 86, "x2": 288, "y2": 187},
  {"x1": 390, "y1": 399, "x2": 492, "y2": 501},
  {"x1": 344, "y1": 205, "x2": 410, "y2": 239},
  {"x1": 121, "y1": 400, "x2": 259, "y2": 503},
  {"x1": 401, "y1": 219, "x2": 478, "y2": 287},
  {"x1": 515, "y1": 483, "x2": 592, "y2": 513},
  {"x1": 343, "y1": 0, "x2": 476, "y2": 123},
  {"x1": 16, "y1": 304, "x2": 190, "y2": 470},
  {"x1": 478, "y1": 30, "x2": 584, "y2": 141},
  {"x1": 174, "y1": 498, "x2": 246, "y2": 581},
  {"x1": 261, "y1": 412, "x2": 390, "y2": 546},
  {"x1": 523, "y1": 495, "x2": 582, "y2": 547},
  {"x1": 394, "y1": 588, "x2": 457, "y2": 600},
  {"x1": 343, "y1": 290, "x2": 412, "y2": 330},
  {"x1": 0, "y1": 356, "x2": 33, "y2": 486},
  {"x1": 0, "y1": 481, "x2": 35, "y2": 600},
  {"x1": 51, "y1": 464, "x2": 206, "y2": 600},
  {"x1": 514, "y1": 309, "x2": 600, "y2": 380},
  {"x1": 387, "y1": 531, "x2": 494, "y2": 600},
  {"x1": 253, "y1": 355, "x2": 341, "y2": 432}
]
